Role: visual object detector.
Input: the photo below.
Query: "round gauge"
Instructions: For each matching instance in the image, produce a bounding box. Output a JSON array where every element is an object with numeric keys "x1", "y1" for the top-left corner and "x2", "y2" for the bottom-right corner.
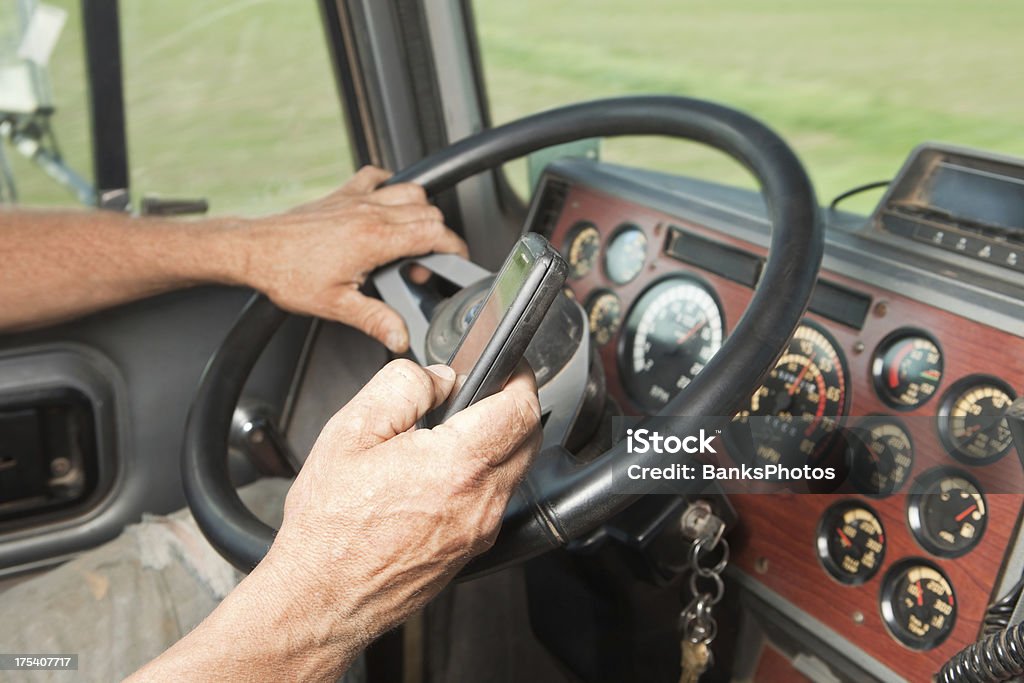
[
  {"x1": 732, "y1": 321, "x2": 849, "y2": 468},
  {"x1": 585, "y1": 290, "x2": 623, "y2": 346},
  {"x1": 619, "y1": 277, "x2": 724, "y2": 412},
  {"x1": 604, "y1": 225, "x2": 648, "y2": 285},
  {"x1": 563, "y1": 222, "x2": 601, "y2": 279},
  {"x1": 847, "y1": 417, "x2": 914, "y2": 497},
  {"x1": 937, "y1": 375, "x2": 1017, "y2": 465},
  {"x1": 880, "y1": 560, "x2": 956, "y2": 650},
  {"x1": 908, "y1": 468, "x2": 987, "y2": 558},
  {"x1": 816, "y1": 501, "x2": 886, "y2": 585},
  {"x1": 872, "y1": 332, "x2": 944, "y2": 410}
]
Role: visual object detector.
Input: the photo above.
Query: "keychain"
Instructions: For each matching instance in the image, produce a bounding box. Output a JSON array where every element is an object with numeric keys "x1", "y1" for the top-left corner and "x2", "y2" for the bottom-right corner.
[{"x1": 677, "y1": 501, "x2": 729, "y2": 683}]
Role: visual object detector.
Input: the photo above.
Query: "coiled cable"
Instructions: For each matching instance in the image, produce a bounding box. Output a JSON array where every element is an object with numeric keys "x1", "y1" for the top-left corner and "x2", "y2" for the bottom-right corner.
[{"x1": 937, "y1": 621, "x2": 1024, "y2": 683}]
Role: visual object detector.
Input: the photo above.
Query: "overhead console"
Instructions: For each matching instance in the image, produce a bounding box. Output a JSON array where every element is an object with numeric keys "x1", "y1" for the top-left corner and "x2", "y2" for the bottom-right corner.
[{"x1": 523, "y1": 155, "x2": 1024, "y2": 681}]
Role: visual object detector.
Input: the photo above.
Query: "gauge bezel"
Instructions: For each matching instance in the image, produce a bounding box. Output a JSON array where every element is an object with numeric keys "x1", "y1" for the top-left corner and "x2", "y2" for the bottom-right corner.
[
  {"x1": 617, "y1": 274, "x2": 725, "y2": 414},
  {"x1": 727, "y1": 318, "x2": 853, "y2": 466},
  {"x1": 846, "y1": 415, "x2": 915, "y2": 497},
  {"x1": 584, "y1": 289, "x2": 623, "y2": 346},
  {"x1": 937, "y1": 374, "x2": 1018, "y2": 466},
  {"x1": 562, "y1": 221, "x2": 602, "y2": 280},
  {"x1": 816, "y1": 500, "x2": 886, "y2": 586},
  {"x1": 870, "y1": 328, "x2": 944, "y2": 412},
  {"x1": 879, "y1": 558, "x2": 957, "y2": 651},
  {"x1": 907, "y1": 466, "x2": 987, "y2": 559},
  {"x1": 603, "y1": 223, "x2": 649, "y2": 285}
]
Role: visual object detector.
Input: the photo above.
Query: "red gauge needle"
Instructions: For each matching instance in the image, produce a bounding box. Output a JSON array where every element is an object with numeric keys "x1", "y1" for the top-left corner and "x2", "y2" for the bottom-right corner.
[
  {"x1": 675, "y1": 320, "x2": 707, "y2": 346},
  {"x1": 916, "y1": 581, "x2": 924, "y2": 607},
  {"x1": 836, "y1": 527, "x2": 852, "y2": 548},
  {"x1": 956, "y1": 504, "x2": 978, "y2": 522},
  {"x1": 888, "y1": 345, "x2": 913, "y2": 388},
  {"x1": 788, "y1": 359, "x2": 813, "y2": 396}
]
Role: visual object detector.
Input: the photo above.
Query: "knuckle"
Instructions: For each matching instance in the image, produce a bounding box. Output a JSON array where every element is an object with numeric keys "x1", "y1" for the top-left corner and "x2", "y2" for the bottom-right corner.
[
  {"x1": 402, "y1": 183, "x2": 428, "y2": 203},
  {"x1": 383, "y1": 358, "x2": 433, "y2": 396}
]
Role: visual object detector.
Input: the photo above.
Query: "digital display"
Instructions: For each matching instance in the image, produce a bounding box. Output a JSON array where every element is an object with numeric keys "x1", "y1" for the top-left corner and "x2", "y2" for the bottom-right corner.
[{"x1": 924, "y1": 162, "x2": 1024, "y2": 230}]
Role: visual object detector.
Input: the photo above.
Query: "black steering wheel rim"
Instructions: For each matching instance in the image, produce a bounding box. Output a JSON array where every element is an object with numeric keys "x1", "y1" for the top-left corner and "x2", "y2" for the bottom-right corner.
[{"x1": 182, "y1": 95, "x2": 823, "y2": 575}]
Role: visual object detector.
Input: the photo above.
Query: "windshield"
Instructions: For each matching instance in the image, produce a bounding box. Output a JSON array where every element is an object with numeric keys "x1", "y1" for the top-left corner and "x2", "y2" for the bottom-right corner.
[{"x1": 473, "y1": 0, "x2": 1024, "y2": 214}]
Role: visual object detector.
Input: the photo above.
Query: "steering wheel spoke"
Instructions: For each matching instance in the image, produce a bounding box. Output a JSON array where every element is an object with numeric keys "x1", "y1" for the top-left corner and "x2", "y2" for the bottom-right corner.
[{"x1": 372, "y1": 253, "x2": 491, "y2": 364}]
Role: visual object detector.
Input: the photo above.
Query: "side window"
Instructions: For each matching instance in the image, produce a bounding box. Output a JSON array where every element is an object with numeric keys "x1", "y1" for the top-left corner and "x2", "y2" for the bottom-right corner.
[
  {"x1": 0, "y1": 1, "x2": 93, "y2": 207},
  {"x1": 1, "y1": 1, "x2": 353, "y2": 215},
  {"x1": 120, "y1": 0, "x2": 352, "y2": 216}
]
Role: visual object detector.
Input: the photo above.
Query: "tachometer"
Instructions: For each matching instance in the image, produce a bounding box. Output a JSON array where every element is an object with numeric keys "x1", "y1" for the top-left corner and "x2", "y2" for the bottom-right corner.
[
  {"x1": 938, "y1": 375, "x2": 1017, "y2": 465},
  {"x1": 619, "y1": 277, "x2": 724, "y2": 412},
  {"x1": 732, "y1": 321, "x2": 849, "y2": 467}
]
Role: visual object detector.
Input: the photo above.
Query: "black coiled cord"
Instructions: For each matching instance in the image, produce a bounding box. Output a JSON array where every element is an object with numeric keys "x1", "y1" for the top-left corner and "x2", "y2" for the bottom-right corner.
[
  {"x1": 985, "y1": 576, "x2": 1024, "y2": 637},
  {"x1": 937, "y1": 621, "x2": 1024, "y2": 683}
]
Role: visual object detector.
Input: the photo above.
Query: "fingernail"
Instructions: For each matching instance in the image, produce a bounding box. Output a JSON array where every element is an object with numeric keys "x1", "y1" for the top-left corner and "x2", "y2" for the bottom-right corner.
[
  {"x1": 425, "y1": 364, "x2": 455, "y2": 381},
  {"x1": 385, "y1": 331, "x2": 407, "y2": 353}
]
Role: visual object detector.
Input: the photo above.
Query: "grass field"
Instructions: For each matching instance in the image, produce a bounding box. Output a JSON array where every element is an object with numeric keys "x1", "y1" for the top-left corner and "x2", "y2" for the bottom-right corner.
[{"x1": 8, "y1": 1, "x2": 1024, "y2": 216}]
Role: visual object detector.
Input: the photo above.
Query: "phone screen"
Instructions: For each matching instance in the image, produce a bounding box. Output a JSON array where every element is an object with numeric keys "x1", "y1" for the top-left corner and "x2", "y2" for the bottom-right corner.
[{"x1": 447, "y1": 238, "x2": 538, "y2": 396}]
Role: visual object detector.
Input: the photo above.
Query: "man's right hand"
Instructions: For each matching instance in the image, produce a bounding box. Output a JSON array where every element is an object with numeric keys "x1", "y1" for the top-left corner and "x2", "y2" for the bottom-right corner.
[
  {"x1": 263, "y1": 359, "x2": 540, "y2": 677},
  {"x1": 132, "y1": 359, "x2": 541, "y2": 683}
]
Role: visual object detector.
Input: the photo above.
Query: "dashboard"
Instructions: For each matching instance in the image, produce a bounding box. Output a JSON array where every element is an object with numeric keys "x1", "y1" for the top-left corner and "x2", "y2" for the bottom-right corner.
[{"x1": 526, "y1": 155, "x2": 1024, "y2": 681}]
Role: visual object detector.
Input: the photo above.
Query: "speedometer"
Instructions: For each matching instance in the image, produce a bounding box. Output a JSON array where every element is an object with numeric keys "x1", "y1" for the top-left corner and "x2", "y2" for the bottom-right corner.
[
  {"x1": 619, "y1": 277, "x2": 724, "y2": 412},
  {"x1": 732, "y1": 321, "x2": 849, "y2": 467}
]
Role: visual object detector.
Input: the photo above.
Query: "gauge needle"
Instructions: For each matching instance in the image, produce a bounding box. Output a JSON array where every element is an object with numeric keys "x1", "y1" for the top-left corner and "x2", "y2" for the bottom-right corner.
[
  {"x1": 916, "y1": 581, "x2": 924, "y2": 607},
  {"x1": 956, "y1": 504, "x2": 978, "y2": 522},
  {"x1": 788, "y1": 359, "x2": 813, "y2": 396},
  {"x1": 675, "y1": 320, "x2": 707, "y2": 346},
  {"x1": 836, "y1": 527, "x2": 852, "y2": 548}
]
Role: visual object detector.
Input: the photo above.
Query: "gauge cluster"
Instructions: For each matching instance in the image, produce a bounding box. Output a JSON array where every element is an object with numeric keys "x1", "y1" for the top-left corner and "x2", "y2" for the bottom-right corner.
[{"x1": 535, "y1": 168, "x2": 1024, "y2": 675}]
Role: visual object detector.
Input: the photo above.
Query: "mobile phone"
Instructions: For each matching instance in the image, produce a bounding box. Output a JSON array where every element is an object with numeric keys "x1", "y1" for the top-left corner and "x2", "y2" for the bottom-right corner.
[{"x1": 424, "y1": 233, "x2": 568, "y2": 426}]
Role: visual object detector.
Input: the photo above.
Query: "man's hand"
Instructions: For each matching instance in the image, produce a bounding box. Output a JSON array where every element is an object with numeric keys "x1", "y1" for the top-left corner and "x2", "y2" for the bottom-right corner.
[
  {"x1": 244, "y1": 166, "x2": 467, "y2": 352},
  {"x1": 130, "y1": 359, "x2": 542, "y2": 682},
  {"x1": 0, "y1": 166, "x2": 466, "y2": 340}
]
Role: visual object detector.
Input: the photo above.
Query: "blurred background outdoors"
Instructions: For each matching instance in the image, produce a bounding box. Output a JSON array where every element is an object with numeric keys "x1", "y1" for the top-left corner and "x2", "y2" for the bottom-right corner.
[{"x1": 2, "y1": 0, "x2": 1023, "y2": 217}]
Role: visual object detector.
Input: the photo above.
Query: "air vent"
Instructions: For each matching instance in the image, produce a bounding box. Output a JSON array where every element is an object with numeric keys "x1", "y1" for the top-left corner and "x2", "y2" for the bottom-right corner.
[{"x1": 526, "y1": 177, "x2": 570, "y2": 238}]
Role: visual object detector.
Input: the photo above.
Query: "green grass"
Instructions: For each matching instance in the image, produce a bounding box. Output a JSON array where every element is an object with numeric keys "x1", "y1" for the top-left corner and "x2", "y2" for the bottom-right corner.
[
  {"x1": 475, "y1": 0, "x2": 1024, "y2": 213},
  {"x1": 8, "y1": 1, "x2": 1024, "y2": 216}
]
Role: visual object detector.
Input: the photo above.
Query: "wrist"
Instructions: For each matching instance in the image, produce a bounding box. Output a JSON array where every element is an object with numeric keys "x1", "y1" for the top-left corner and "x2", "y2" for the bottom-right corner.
[{"x1": 218, "y1": 544, "x2": 372, "y2": 678}]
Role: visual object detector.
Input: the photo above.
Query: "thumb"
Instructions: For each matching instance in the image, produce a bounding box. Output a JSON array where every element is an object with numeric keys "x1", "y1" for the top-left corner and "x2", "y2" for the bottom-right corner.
[
  {"x1": 334, "y1": 359, "x2": 456, "y2": 450},
  {"x1": 334, "y1": 288, "x2": 409, "y2": 353}
]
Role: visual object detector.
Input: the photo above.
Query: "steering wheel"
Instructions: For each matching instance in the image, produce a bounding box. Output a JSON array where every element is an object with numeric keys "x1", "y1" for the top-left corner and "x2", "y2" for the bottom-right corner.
[{"x1": 182, "y1": 95, "x2": 823, "y2": 576}]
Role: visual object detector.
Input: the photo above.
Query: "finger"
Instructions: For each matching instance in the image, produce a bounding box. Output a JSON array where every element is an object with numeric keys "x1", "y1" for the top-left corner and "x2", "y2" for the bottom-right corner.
[
  {"x1": 333, "y1": 288, "x2": 410, "y2": 353},
  {"x1": 335, "y1": 359, "x2": 456, "y2": 449},
  {"x1": 368, "y1": 183, "x2": 429, "y2": 207},
  {"x1": 372, "y1": 203, "x2": 445, "y2": 225},
  {"x1": 437, "y1": 365, "x2": 541, "y2": 469},
  {"x1": 408, "y1": 264, "x2": 433, "y2": 285},
  {"x1": 377, "y1": 221, "x2": 469, "y2": 263},
  {"x1": 343, "y1": 166, "x2": 393, "y2": 194}
]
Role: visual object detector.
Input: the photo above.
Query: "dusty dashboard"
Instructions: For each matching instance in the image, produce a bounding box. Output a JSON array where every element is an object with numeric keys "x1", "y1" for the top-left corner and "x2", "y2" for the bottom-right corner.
[{"x1": 525, "y1": 157, "x2": 1024, "y2": 681}]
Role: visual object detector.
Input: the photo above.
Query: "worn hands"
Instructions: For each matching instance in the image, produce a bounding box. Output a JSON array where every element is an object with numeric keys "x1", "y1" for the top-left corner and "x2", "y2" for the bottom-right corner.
[{"x1": 243, "y1": 166, "x2": 467, "y2": 352}]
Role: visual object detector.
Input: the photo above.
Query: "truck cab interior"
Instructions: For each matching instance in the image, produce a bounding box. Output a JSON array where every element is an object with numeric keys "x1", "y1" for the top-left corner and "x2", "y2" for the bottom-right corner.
[{"x1": 3, "y1": 2, "x2": 1024, "y2": 682}]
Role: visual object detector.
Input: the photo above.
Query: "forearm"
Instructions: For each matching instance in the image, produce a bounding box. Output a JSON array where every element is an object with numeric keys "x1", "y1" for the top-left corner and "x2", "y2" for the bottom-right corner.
[
  {"x1": 127, "y1": 549, "x2": 369, "y2": 682},
  {"x1": 0, "y1": 209, "x2": 249, "y2": 332}
]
